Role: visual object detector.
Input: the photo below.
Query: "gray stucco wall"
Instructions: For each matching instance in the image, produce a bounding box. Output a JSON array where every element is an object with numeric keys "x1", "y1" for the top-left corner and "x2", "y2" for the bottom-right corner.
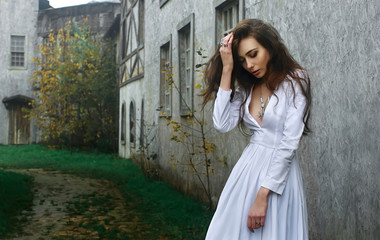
[
  {"x1": 0, "y1": 0, "x2": 39, "y2": 144},
  {"x1": 247, "y1": 0, "x2": 380, "y2": 239},
  {"x1": 139, "y1": 0, "x2": 249, "y2": 204},
  {"x1": 121, "y1": 0, "x2": 380, "y2": 239},
  {"x1": 246, "y1": 1, "x2": 380, "y2": 239}
]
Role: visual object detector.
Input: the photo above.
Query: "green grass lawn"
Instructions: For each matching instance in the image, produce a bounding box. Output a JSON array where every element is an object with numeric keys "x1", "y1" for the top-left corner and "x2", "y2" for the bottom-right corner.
[
  {"x1": 0, "y1": 169, "x2": 33, "y2": 238},
  {"x1": 0, "y1": 144, "x2": 212, "y2": 239}
]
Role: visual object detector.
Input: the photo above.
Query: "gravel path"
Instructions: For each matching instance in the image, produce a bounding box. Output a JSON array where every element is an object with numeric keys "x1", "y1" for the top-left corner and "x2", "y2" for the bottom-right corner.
[{"x1": 5, "y1": 169, "x2": 147, "y2": 240}]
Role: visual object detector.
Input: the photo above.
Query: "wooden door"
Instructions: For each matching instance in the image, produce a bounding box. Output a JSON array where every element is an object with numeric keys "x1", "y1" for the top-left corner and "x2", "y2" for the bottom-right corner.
[{"x1": 8, "y1": 103, "x2": 30, "y2": 144}]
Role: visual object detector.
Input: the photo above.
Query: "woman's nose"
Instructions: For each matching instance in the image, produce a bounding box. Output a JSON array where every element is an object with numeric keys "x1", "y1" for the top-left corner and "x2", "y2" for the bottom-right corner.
[{"x1": 246, "y1": 59, "x2": 255, "y2": 69}]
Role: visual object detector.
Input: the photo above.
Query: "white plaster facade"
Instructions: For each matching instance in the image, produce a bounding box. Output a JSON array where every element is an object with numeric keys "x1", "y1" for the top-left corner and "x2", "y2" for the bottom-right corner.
[{"x1": 0, "y1": 0, "x2": 40, "y2": 144}]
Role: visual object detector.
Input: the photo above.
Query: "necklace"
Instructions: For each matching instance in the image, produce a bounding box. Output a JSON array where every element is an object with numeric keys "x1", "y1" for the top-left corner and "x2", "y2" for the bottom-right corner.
[{"x1": 258, "y1": 85, "x2": 270, "y2": 120}]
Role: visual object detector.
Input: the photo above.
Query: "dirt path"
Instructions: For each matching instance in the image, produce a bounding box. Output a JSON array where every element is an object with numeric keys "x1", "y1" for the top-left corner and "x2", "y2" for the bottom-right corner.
[{"x1": 6, "y1": 169, "x2": 148, "y2": 240}]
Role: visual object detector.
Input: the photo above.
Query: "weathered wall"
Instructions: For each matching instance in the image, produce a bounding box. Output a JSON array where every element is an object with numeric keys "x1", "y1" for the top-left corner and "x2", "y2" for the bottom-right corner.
[
  {"x1": 245, "y1": 0, "x2": 380, "y2": 239},
  {"x1": 120, "y1": 0, "x2": 380, "y2": 239},
  {"x1": 0, "y1": 0, "x2": 39, "y2": 144},
  {"x1": 143, "y1": 0, "x2": 249, "y2": 204}
]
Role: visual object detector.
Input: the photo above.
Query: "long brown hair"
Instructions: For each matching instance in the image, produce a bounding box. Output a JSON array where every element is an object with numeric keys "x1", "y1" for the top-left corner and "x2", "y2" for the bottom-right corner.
[{"x1": 202, "y1": 19, "x2": 311, "y2": 134}]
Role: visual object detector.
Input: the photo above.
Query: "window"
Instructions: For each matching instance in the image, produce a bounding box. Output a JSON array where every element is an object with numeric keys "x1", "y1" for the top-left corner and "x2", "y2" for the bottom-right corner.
[
  {"x1": 177, "y1": 14, "x2": 194, "y2": 115},
  {"x1": 129, "y1": 101, "x2": 136, "y2": 147},
  {"x1": 160, "y1": 40, "x2": 171, "y2": 116},
  {"x1": 10, "y1": 35, "x2": 25, "y2": 68},
  {"x1": 179, "y1": 25, "x2": 192, "y2": 114},
  {"x1": 215, "y1": 0, "x2": 244, "y2": 44},
  {"x1": 121, "y1": 102, "x2": 126, "y2": 144},
  {"x1": 122, "y1": 20, "x2": 126, "y2": 60}
]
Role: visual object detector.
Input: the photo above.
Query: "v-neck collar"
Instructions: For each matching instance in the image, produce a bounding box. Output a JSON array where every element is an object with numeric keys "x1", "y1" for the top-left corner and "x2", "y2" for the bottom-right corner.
[{"x1": 246, "y1": 86, "x2": 274, "y2": 128}]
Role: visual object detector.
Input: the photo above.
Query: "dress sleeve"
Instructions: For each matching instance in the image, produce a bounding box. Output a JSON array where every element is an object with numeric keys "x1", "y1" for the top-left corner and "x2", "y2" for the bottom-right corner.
[
  {"x1": 213, "y1": 87, "x2": 242, "y2": 133},
  {"x1": 261, "y1": 79, "x2": 308, "y2": 195}
]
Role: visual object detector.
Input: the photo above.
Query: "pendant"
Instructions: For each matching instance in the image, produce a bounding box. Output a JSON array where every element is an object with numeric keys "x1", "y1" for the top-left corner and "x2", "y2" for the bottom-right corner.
[
  {"x1": 258, "y1": 96, "x2": 270, "y2": 120},
  {"x1": 259, "y1": 97, "x2": 265, "y2": 119},
  {"x1": 259, "y1": 109, "x2": 264, "y2": 119}
]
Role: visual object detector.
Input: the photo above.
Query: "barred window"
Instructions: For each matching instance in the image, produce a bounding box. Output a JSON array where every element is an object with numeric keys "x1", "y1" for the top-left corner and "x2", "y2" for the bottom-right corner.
[{"x1": 11, "y1": 35, "x2": 25, "y2": 67}]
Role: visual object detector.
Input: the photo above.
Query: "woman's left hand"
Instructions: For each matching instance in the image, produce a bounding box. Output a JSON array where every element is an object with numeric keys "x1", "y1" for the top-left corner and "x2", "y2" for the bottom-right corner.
[{"x1": 247, "y1": 187, "x2": 271, "y2": 232}]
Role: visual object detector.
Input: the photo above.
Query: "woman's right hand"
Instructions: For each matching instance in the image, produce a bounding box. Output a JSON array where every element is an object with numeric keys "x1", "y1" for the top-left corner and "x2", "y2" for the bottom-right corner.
[{"x1": 219, "y1": 33, "x2": 234, "y2": 73}]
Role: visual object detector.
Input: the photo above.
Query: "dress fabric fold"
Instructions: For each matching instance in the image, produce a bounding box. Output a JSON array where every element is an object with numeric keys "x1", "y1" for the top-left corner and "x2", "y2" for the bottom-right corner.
[{"x1": 206, "y1": 78, "x2": 309, "y2": 240}]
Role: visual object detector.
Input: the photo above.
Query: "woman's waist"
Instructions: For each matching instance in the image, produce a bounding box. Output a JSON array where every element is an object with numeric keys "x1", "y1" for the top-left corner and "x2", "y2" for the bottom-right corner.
[{"x1": 249, "y1": 133, "x2": 281, "y2": 149}]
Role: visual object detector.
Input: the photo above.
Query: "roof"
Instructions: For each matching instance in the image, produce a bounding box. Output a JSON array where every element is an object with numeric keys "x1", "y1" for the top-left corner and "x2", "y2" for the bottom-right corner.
[{"x1": 2, "y1": 95, "x2": 34, "y2": 108}]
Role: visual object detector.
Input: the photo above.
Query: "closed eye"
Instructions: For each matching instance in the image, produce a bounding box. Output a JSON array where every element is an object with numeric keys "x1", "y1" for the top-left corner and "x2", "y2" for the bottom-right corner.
[
  {"x1": 248, "y1": 51, "x2": 257, "y2": 58},
  {"x1": 239, "y1": 51, "x2": 257, "y2": 64}
]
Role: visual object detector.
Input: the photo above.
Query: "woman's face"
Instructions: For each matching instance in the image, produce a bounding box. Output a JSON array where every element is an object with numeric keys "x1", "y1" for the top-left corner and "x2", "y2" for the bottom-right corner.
[{"x1": 237, "y1": 36, "x2": 271, "y2": 79}]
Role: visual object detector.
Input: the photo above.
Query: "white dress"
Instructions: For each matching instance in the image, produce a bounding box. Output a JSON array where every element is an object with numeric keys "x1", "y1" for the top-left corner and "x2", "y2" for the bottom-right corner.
[{"x1": 206, "y1": 75, "x2": 309, "y2": 240}]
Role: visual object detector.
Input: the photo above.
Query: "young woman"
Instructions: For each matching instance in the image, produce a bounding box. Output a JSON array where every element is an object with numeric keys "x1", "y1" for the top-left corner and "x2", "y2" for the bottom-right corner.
[{"x1": 203, "y1": 19, "x2": 311, "y2": 239}]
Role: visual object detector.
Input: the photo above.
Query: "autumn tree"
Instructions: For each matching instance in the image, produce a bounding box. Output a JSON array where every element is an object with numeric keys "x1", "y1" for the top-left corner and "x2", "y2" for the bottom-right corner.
[
  {"x1": 162, "y1": 49, "x2": 225, "y2": 209},
  {"x1": 29, "y1": 19, "x2": 118, "y2": 152}
]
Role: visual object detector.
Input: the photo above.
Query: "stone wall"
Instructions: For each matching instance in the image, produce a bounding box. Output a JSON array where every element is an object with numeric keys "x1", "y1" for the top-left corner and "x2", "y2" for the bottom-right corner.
[{"x1": 122, "y1": 0, "x2": 380, "y2": 239}]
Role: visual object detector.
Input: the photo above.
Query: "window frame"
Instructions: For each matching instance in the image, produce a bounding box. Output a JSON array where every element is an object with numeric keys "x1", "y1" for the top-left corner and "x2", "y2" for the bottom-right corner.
[
  {"x1": 121, "y1": 102, "x2": 126, "y2": 145},
  {"x1": 9, "y1": 35, "x2": 27, "y2": 70},
  {"x1": 177, "y1": 14, "x2": 194, "y2": 116},
  {"x1": 214, "y1": 0, "x2": 244, "y2": 47},
  {"x1": 121, "y1": 20, "x2": 127, "y2": 60},
  {"x1": 160, "y1": 35, "x2": 172, "y2": 117},
  {"x1": 129, "y1": 100, "x2": 136, "y2": 148}
]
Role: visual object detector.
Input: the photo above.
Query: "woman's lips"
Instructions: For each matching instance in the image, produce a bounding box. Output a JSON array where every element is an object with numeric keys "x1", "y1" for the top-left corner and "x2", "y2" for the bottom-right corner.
[{"x1": 252, "y1": 70, "x2": 260, "y2": 75}]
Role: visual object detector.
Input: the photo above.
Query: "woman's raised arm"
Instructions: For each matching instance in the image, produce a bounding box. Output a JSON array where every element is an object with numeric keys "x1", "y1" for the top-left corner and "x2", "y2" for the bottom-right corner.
[{"x1": 219, "y1": 33, "x2": 234, "y2": 91}]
